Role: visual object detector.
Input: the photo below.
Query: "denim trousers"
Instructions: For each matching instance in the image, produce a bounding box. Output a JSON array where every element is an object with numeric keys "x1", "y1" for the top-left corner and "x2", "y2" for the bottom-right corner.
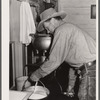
[
  {"x1": 78, "y1": 62, "x2": 96, "y2": 100},
  {"x1": 68, "y1": 61, "x2": 96, "y2": 100}
]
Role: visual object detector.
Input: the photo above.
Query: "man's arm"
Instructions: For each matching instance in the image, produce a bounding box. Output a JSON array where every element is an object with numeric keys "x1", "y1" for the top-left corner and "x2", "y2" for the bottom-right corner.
[{"x1": 30, "y1": 28, "x2": 70, "y2": 81}]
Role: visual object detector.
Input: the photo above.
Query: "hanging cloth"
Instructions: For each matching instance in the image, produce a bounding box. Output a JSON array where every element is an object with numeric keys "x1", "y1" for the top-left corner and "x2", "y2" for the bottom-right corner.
[
  {"x1": 20, "y1": 1, "x2": 36, "y2": 46},
  {"x1": 43, "y1": 0, "x2": 50, "y2": 3}
]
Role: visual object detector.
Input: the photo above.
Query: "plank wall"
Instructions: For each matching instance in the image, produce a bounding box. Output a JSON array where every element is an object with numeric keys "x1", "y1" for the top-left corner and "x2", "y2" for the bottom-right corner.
[{"x1": 58, "y1": 0, "x2": 96, "y2": 40}]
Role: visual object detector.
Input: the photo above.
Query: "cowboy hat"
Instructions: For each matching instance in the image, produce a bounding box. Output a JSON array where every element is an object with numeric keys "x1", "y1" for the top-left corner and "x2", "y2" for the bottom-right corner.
[{"x1": 37, "y1": 8, "x2": 67, "y2": 32}]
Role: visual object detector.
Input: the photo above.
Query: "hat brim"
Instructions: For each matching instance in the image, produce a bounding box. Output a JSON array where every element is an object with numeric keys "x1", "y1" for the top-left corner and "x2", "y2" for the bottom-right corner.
[{"x1": 37, "y1": 11, "x2": 67, "y2": 32}]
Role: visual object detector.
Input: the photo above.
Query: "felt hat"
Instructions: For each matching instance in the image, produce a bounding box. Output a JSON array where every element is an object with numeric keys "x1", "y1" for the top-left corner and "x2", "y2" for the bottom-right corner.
[{"x1": 37, "y1": 8, "x2": 66, "y2": 32}]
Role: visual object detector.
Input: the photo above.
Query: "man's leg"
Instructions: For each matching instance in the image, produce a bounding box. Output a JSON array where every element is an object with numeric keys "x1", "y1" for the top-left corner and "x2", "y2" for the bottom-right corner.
[
  {"x1": 78, "y1": 74, "x2": 88, "y2": 100},
  {"x1": 66, "y1": 67, "x2": 77, "y2": 97},
  {"x1": 78, "y1": 63, "x2": 96, "y2": 100}
]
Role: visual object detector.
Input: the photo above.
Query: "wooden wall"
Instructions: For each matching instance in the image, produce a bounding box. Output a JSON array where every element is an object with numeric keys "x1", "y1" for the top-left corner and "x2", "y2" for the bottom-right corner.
[{"x1": 58, "y1": 0, "x2": 96, "y2": 40}]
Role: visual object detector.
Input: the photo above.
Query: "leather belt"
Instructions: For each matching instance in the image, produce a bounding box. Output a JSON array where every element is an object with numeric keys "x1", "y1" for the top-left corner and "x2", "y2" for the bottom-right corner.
[
  {"x1": 79, "y1": 60, "x2": 96, "y2": 71},
  {"x1": 85, "y1": 60, "x2": 96, "y2": 67},
  {"x1": 77, "y1": 60, "x2": 96, "y2": 78}
]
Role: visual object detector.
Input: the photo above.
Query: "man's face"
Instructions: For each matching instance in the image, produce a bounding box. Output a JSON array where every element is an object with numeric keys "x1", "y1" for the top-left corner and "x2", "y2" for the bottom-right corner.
[{"x1": 43, "y1": 18, "x2": 55, "y2": 34}]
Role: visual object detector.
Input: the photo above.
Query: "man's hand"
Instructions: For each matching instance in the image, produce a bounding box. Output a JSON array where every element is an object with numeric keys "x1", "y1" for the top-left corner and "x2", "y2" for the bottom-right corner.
[{"x1": 28, "y1": 73, "x2": 39, "y2": 83}]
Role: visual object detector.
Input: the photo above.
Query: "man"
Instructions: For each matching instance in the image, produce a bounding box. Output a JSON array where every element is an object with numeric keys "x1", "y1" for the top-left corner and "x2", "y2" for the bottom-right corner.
[{"x1": 29, "y1": 8, "x2": 96, "y2": 100}]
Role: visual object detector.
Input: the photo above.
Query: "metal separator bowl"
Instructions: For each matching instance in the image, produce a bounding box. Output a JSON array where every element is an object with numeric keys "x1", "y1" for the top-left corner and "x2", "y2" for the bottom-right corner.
[{"x1": 30, "y1": 34, "x2": 52, "y2": 51}]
